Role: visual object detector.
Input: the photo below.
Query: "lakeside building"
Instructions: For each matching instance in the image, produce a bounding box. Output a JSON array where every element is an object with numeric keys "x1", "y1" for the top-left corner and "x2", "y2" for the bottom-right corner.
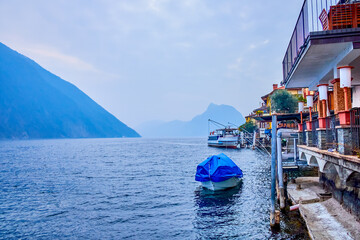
[
  {"x1": 282, "y1": 0, "x2": 360, "y2": 219},
  {"x1": 245, "y1": 84, "x2": 303, "y2": 138}
]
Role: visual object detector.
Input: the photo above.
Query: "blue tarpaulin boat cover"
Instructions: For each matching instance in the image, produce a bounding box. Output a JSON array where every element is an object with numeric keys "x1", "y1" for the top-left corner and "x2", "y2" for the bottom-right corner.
[{"x1": 195, "y1": 153, "x2": 243, "y2": 182}]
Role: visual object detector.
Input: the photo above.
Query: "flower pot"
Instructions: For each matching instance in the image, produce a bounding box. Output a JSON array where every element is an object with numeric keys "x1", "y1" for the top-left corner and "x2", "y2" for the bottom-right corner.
[
  {"x1": 338, "y1": 111, "x2": 350, "y2": 126},
  {"x1": 306, "y1": 121, "x2": 312, "y2": 131}
]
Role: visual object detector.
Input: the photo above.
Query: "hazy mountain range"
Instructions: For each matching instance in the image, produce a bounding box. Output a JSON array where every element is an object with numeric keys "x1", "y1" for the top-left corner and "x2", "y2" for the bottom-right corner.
[
  {"x1": 136, "y1": 103, "x2": 245, "y2": 137},
  {"x1": 0, "y1": 42, "x2": 140, "y2": 139}
]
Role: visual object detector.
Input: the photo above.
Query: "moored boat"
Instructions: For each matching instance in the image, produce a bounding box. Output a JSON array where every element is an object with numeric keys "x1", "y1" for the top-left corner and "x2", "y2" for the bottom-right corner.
[
  {"x1": 208, "y1": 128, "x2": 239, "y2": 149},
  {"x1": 195, "y1": 153, "x2": 243, "y2": 191}
]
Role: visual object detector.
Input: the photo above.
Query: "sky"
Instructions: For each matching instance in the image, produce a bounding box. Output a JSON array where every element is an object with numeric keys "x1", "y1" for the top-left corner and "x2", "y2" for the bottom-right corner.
[{"x1": 0, "y1": 0, "x2": 304, "y2": 128}]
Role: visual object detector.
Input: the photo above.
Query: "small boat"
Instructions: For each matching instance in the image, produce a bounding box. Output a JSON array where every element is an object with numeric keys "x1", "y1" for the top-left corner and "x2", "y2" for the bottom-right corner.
[
  {"x1": 195, "y1": 153, "x2": 243, "y2": 191},
  {"x1": 208, "y1": 128, "x2": 239, "y2": 149},
  {"x1": 207, "y1": 119, "x2": 240, "y2": 149}
]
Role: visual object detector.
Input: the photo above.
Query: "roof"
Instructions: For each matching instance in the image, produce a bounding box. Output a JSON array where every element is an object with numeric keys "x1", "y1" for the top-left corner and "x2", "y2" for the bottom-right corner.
[
  {"x1": 253, "y1": 105, "x2": 268, "y2": 112},
  {"x1": 261, "y1": 86, "x2": 286, "y2": 100},
  {"x1": 252, "y1": 112, "x2": 312, "y2": 123}
]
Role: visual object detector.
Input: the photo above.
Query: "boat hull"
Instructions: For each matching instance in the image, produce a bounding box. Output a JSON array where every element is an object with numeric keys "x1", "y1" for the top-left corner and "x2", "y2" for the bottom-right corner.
[
  {"x1": 207, "y1": 143, "x2": 238, "y2": 149},
  {"x1": 207, "y1": 137, "x2": 239, "y2": 149},
  {"x1": 201, "y1": 177, "x2": 241, "y2": 191}
]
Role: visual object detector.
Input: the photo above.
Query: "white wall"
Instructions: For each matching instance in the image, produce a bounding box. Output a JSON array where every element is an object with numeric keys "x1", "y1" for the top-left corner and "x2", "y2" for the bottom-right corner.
[{"x1": 352, "y1": 86, "x2": 360, "y2": 108}]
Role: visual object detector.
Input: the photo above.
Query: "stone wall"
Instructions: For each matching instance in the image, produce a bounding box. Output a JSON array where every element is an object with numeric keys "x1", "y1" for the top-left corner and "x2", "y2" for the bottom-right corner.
[
  {"x1": 317, "y1": 129, "x2": 327, "y2": 150},
  {"x1": 320, "y1": 173, "x2": 360, "y2": 220},
  {"x1": 337, "y1": 126, "x2": 352, "y2": 155},
  {"x1": 305, "y1": 131, "x2": 313, "y2": 147}
]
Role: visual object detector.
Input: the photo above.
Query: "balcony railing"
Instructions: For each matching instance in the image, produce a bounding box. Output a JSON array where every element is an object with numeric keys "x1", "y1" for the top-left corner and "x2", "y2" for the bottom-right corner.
[
  {"x1": 282, "y1": 0, "x2": 356, "y2": 84},
  {"x1": 311, "y1": 119, "x2": 319, "y2": 147},
  {"x1": 302, "y1": 121, "x2": 307, "y2": 145},
  {"x1": 325, "y1": 114, "x2": 339, "y2": 149}
]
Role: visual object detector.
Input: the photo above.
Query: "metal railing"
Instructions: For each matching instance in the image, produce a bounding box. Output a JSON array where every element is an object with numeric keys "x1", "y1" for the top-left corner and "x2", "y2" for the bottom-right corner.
[
  {"x1": 325, "y1": 114, "x2": 339, "y2": 150},
  {"x1": 302, "y1": 121, "x2": 307, "y2": 145},
  {"x1": 311, "y1": 119, "x2": 319, "y2": 147},
  {"x1": 240, "y1": 128, "x2": 271, "y2": 156},
  {"x1": 282, "y1": 0, "x2": 348, "y2": 83},
  {"x1": 350, "y1": 107, "x2": 360, "y2": 153}
]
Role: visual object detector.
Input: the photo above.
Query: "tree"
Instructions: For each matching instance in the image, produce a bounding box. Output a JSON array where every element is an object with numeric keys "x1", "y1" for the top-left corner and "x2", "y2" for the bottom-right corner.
[
  {"x1": 239, "y1": 121, "x2": 257, "y2": 133},
  {"x1": 270, "y1": 90, "x2": 298, "y2": 113}
]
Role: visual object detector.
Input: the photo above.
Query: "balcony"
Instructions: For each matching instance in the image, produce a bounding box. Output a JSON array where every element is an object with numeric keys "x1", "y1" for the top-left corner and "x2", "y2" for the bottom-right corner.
[{"x1": 282, "y1": 0, "x2": 360, "y2": 88}]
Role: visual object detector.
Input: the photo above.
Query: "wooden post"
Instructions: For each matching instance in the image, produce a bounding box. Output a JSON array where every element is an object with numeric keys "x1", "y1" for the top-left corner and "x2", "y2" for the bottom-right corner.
[{"x1": 322, "y1": 100, "x2": 327, "y2": 117}]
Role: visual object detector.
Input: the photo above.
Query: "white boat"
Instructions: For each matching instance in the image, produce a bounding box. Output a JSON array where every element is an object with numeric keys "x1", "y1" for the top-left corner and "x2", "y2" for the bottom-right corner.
[
  {"x1": 201, "y1": 176, "x2": 241, "y2": 191},
  {"x1": 208, "y1": 128, "x2": 239, "y2": 149}
]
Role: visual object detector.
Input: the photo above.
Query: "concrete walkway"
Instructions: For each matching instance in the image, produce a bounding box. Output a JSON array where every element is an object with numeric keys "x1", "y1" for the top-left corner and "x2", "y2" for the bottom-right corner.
[{"x1": 287, "y1": 177, "x2": 360, "y2": 240}]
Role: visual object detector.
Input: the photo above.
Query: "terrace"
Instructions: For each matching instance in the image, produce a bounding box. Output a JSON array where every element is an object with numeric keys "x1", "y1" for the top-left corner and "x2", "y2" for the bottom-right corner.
[{"x1": 282, "y1": 0, "x2": 360, "y2": 89}]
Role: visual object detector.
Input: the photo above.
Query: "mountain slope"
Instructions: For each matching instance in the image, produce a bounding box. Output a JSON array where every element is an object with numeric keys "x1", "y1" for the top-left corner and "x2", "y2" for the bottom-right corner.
[
  {"x1": 0, "y1": 42, "x2": 140, "y2": 139},
  {"x1": 137, "y1": 103, "x2": 245, "y2": 137}
]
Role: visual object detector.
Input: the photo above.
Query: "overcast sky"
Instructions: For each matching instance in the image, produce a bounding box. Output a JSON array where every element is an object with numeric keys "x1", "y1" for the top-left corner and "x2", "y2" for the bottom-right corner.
[{"x1": 0, "y1": 0, "x2": 304, "y2": 128}]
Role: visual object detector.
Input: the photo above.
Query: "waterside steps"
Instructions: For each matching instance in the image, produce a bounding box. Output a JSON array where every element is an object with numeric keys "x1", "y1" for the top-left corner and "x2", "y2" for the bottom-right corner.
[{"x1": 287, "y1": 177, "x2": 360, "y2": 239}]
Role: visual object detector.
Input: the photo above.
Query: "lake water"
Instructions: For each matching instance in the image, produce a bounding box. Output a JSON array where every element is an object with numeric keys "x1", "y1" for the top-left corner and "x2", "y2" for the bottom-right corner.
[{"x1": 0, "y1": 138, "x2": 309, "y2": 239}]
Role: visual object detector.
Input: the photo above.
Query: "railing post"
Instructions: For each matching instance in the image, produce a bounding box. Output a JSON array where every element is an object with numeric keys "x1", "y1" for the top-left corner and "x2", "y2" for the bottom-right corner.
[
  {"x1": 270, "y1": 114, "x2": 279, "y2": 227},
  {"x1": 240, "y1": 132, "x2": 244, "y2": 147},
  {"x1": 252, "y1": 131, "x2": 256, "y2": 150},
  {"x1": 277, "y1": 131, "x2": 285, "y2": 210},
  {"x1": 294, "y1": 138, "x2": 298, "y2": 163}
]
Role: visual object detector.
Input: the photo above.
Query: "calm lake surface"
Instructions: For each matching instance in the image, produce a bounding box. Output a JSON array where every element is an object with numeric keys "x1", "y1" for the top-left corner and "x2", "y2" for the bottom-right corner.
[{"x1": 0, "y1": 138, "x2": 309, "y2": 239}]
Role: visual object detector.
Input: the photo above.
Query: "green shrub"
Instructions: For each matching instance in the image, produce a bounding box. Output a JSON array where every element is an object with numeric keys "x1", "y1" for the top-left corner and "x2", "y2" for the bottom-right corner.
[
  {"x1": 270, "y1": 90, "x2": 298, "y2": 113},
  {"x1": 239, "y1": 121, "x2": 257, "y2": 133}
]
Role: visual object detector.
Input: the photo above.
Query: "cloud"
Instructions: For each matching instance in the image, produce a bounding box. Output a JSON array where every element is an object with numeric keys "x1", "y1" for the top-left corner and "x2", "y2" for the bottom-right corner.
[
  {"x1": 249, "y1": 39, "x2": 270, "y2": 50},
  {"x1": 227, "y1": 57, "x2": 243, "y2": 71},
  {"x1": 0, "y1": 0, "x2": 304, "y2": 126},
  {"x1": 7, "y1": 42, "x2": 121, "y2": 82},
  {"x1": 21, "y1": 46, "x2": 99, "y2": 73}
]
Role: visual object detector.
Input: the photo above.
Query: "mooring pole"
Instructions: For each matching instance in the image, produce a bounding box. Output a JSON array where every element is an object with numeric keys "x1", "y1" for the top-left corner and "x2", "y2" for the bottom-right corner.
[
  {"x1": 270, "y1": 114, "x2": 277, "y2": 227},
  {"x1": 240, "y1": 132, "x2": 244, "y2": 147},
  {"x1": 277, "y1": 131, "x2": 285, "y2": 210},
  {"x1": 252, "y1": 131, "x2": 256, "y2": 150},
  {"x1": 293, "y1": 138, "x2": 297, "y2": 163}
]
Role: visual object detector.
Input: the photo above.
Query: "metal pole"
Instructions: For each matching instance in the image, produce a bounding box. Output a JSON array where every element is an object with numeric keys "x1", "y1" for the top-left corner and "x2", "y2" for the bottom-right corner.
[
  {"x1": 277, "y1": 131, "x2": 285, "y2": 210},
  {"x1": 294, "y1": 138, "x2": 298, "y2": 163},
  {"x1": 252, "y1": 131, "x2": 256, "y2": 150},
  {"x1": 270, "y1": 115, "x2": 277, "y2": 227}
]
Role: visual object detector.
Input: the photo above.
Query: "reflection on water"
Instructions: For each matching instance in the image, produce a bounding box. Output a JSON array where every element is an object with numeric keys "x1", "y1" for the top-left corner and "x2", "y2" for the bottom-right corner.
[{"x1": 194, "y1": 183, "x2": 243, "y2": 239}]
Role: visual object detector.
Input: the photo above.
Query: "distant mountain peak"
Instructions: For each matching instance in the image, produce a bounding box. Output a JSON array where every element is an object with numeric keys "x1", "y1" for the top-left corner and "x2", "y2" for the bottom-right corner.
[{"x1": 137, "y1": 103, "x2": 245, "y2": 137}]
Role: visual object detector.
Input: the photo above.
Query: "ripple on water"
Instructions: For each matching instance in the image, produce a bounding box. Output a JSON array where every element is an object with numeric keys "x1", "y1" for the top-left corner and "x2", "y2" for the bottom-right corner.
[{"x1": 0, "y1": 138, "x2": 309, "y2": 239}]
